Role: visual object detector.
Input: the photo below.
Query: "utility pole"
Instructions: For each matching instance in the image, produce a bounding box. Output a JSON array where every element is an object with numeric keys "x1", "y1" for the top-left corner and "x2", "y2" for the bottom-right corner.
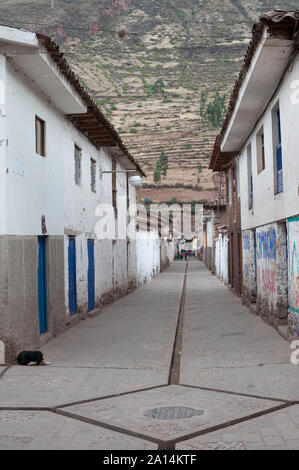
[{"x1": 51, "y1": 0, "x2": 54, "y2": 8}]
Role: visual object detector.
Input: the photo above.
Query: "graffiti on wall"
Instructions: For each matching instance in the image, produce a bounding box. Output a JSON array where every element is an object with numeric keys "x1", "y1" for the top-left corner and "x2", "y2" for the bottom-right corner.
[
  {"x1": 256, "y1": 226, "x2": 278, "y2": 296},
  {"x1": 256, "y1": 228, "x2": 276, "y2": 260},
  {"x1": 243, "y1": 234, "x2": 250, "y2": 251},
  {"x1": 257, "y1": 267, "x2": 276, "y2": 292},
  {"x1": 288, "y1": 217, "x2": 299, "y2": 313},
  {"x1": 244, "y1": 264, "x2": 249, "y2": 279}
]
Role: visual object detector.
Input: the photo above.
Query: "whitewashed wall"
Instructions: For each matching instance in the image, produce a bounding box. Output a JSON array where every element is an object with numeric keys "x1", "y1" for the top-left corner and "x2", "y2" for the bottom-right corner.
[
  {"x1": 1, "y1": 46, "x2": 173, "y2": 327},
  {"x1": 215, "y1": 233, "x2": 228, "y2": 285},
  {"x1": 0, "y1": 55, "x2": 7, "y2": 234},
  {"x1": 206, "y1": 220, "x2": 213, "y2": 247},
  {"x1": 287, "y1": 217, "x2": 299, "y2": 336},
  {"x1": 238, "y1": 56, "x2": 299, "y2": 231},
  {"x1": 167, "y1": 240, "x2": 176, "y2": 264},
  {"x1": 1, "y1": 49, "x2": 139, "y2": 315},
  {"x1": 2, "y1": 56, "x2": 64, "y2": 236},
  {"x1": 63, "y1": 119, "x2": 138, "y2": 316},
  {"x1": 136, "y1": 230, "x2": 160, "y2": 286}
]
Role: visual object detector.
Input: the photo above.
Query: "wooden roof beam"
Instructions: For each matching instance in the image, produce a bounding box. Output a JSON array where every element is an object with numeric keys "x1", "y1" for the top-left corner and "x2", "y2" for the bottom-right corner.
[
  {"x1": 77, "y1": 124, "x2": 106, "y2": 131},
  {"x1": 91, "y1": 138, "x2": 116, "y2": 146},
  {"x1": 85, "y1": 129, "x2": 114, "y2": 140},
  {"x1": 70, "y1": 118, "x2": 100, "y2": 126},
  {"x1": 67, "y1": 112, "x2": 94, "y2": 119}
]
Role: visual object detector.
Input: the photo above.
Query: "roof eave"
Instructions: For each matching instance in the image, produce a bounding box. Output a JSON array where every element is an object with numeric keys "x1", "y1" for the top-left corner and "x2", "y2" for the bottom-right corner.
[
  {"x1": 37, "y1": 33, "x2": 146, "y2": 177},
  {"x1": 209, "y1": 9, "x2": 299, "y2": 172}
]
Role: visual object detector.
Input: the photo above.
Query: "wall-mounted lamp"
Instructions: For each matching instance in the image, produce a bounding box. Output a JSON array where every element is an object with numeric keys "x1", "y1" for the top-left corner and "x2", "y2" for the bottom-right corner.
[{"x1": 128, "y1": 175, "x2": 142, "y2": 188}]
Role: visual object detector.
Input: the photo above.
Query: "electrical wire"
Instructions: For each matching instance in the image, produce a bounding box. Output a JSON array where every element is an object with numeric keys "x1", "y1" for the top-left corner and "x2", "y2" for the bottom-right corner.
[
  {"x1": 2, "y1": 41, "x2": 293, "y2": 59},
  {"x1": 0, "y1": 16, "x2": 259, "y2": 29},
  {"x1": 0, "y1": 13, "x2": 295, "y2": 43}
]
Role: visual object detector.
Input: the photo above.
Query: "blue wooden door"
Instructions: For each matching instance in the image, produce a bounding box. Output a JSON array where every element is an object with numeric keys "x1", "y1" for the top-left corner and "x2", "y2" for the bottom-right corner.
[
  {"x1": 68, "y1": 236, "x2": 77, "y2": 316},
  {"x1": 38, "y1": 236, "x2": 48, "y2": 334},
  {"x1": 250, "y1": 174, "x2": 253, "y2": 210},
  {"x1": 276, "y1": 109, "x2": 283, "y2": 193},
  {"x1": 87, "y1": 240, "x2": 95, "y2": 312}
]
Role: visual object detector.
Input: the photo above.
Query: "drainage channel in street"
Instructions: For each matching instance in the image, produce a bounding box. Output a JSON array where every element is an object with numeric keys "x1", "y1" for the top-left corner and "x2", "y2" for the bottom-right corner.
[{"x1": 168, "y1": 261, "x2": 188, "y2": 385}]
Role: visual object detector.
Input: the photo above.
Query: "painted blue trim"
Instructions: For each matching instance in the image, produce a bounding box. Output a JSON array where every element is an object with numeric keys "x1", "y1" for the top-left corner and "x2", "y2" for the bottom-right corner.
[
  {"x1": 87, "y1": 239, "x2": 95, "y2": 312},
  {"x1": 288, "y1": 216, "x2": 299, "y2": 223},
  {"x1": 68, "y1": 236, "x2": 77, "y2": 316},
  {"x1": 38, "y1": 236, "x2": 48, "y2": 334}
]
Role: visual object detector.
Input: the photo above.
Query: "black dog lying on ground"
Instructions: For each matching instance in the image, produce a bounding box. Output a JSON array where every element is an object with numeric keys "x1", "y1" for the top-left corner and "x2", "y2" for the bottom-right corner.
[{"x1": 17, "y1": 351, "x2": 50, "y2": 366}]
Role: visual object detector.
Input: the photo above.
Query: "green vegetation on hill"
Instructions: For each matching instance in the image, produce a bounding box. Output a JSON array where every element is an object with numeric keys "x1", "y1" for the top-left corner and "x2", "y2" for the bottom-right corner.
[{"x1": 0, "y1": 0, "x2": 297, "y2": 194}]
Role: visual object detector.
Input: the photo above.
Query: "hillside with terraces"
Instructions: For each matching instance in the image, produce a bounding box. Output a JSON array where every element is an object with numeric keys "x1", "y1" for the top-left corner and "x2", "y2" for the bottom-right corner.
[{"x1": 0, "y1": 0, "x2": 298, "y2": 202}]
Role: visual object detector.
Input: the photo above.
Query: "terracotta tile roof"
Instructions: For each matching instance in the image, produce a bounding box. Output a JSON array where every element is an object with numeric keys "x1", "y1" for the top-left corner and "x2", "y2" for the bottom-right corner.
[
  {"x1": 1, "y1": 23, "x2": 145, "y2": 172},
  {"x1": 35, "y1": 33, "x2": 146, "y2": 177},
  {"x1": 210, "y1": 10, "x2": 299, "y2": 172}
]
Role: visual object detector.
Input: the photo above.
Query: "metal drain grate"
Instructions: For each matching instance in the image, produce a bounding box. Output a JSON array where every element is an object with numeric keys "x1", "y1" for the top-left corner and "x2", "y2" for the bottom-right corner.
[{"x1": 144, "y1": 406, "x2": 204, "y2": 420}]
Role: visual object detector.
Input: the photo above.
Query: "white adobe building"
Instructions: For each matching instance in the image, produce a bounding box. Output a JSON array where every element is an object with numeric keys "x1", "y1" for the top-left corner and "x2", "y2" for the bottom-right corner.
[
  {"x1": 0, "y1": 25, "x2": 150, "y2": 362},
  {"x1": 210, "y1": 10, "x2": 299, "y2": 337},
  {"x1": 135, "y1": 206, "x2": 176, "y2": 285}
]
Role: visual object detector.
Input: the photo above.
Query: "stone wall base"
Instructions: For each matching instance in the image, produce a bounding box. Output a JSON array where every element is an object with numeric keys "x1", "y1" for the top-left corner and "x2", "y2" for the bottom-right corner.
[
  {"x1": 242, "y1": 286, "x2": 256, "y2": 307},
  {"x1": 65, "y1": 277, "x2": 139, "y2": 330},
  {"x1": 0, "y1": 235, "x2": 65, "y2": 364}
]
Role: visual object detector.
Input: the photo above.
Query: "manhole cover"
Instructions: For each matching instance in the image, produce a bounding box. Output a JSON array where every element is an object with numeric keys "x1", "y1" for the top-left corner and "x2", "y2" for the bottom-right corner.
[{"x1": 144, "y1": 406, "x2": 204, "y2": 420}]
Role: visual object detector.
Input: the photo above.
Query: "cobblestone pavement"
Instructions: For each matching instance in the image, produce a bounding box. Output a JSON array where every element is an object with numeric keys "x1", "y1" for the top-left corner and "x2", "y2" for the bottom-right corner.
[{"x1": 1, "y1": 260, "x2": 299, "y2": 450}]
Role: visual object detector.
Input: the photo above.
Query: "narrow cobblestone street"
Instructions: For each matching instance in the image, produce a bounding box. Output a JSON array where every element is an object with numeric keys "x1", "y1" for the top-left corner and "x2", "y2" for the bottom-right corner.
[{"x1": 1, "y1": 260, "x2": 299, "y2": 450}]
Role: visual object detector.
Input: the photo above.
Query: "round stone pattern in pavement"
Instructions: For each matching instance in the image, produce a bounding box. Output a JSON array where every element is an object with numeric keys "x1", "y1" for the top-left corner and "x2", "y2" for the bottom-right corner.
[{"x1": 144, "y1": 406, "x2": 204, "y2": 420}]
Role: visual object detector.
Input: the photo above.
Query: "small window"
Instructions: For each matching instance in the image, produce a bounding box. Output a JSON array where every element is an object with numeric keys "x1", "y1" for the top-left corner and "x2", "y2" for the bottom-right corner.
[
  {"x1": 272, "y1": 102, "x2": 283, "y2": 194},
  {"x1": 126, "y1": 241, "x2": 130, "y2": 276},
  {"x1": 126, "y1": 172, "x2": 130, "y2": 210},
  {"x1": 35, "y1": 116, "x2": 45, "y2": 156},
  {"x1": 247, "y1": 144, "x2": 253, "y2": 210},
  {"x1": 112, "y1": 158, "x2": 117, "y2": 216},
  {"x1": 91, "y1": 158, "x2": 96, "y2": 193},
  {"x1": 236, "y1": 157, "x2": 240, "y2": 196},
  {"x1": 228, "y1": 169, "x2": 233, "y2": 205},
  {"x1": 74, "y1": 145, "x2": 81, "y2": 185},
  {"x1": 256, "y1": 126, "x2": 265, "y2": 174}
]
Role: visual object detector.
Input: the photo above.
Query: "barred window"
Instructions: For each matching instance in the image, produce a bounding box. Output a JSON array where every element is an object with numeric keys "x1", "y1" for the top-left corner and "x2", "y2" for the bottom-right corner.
[
  {"x1": 256, "y1": 126, "x2": 265, "y2": 174},
  {"x1": 74, "y1": 145, "x2": 81, "y2": 185},
  {"x1": 247, "y1": 144, "x2": 253, "y2": 210},
  {"x1": 112, "y1": 158, "x2": 117, "y2": 216},
  {"x1": 91, "y1": 158, "x2": 96, "y2": 193},
  {"x1": 35, "y1": 116, "x2": 46, "y2": 156}
]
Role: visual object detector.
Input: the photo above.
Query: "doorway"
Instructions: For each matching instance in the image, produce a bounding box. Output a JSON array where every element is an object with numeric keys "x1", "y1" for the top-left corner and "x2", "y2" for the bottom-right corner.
[
  {"x1": 87, "y1": 239, "x2": 95, "y2": 312},
  {"x1": 38, "y1": 236, "x2": 48, "y2": 334},
  {"x1": 68, "y1": 236, "x2": 77, "y2": 316}
]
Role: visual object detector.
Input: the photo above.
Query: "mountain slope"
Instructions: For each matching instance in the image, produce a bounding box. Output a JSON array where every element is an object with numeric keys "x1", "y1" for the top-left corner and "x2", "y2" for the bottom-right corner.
[{"x1": 0, "y1": 0, "x2": 297, "y2": 202}]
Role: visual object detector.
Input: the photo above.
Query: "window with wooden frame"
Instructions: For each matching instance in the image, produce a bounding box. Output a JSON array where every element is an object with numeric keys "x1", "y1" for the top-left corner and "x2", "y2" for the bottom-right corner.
[
  {"x1": 256, "y1": 126, "x2": 265, "y2": 174},
  {"x1": 232, "y1": 164, "x2": 237, "y2": 224},
  {"x1": 247, "y1": 143, "x2": 253, "y2": 210},
  {"x1": 91, "y1": 158, "x2": 96, "y2": 193},
  {"x1": 112, "y1": 158, "x2": 117, "y2": 217},
  {"x1": 126, "y1": 172, "x2": 130, "y2": 211},
  {"x1": 236, "y1": 157, "x2": 240, "y2": 196},
  {"x1": 35, "y1": 116, "x2": 46, "y2": 156},
  {"x1": 272, "y1": 102, "x2": 283, "y2": 194},
  {"x1": 74, "y1": 145, "x2": 82, "y2": 185},
  {"x1": 228, "y1": 169, "x2": 233, "y2": 206}
]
